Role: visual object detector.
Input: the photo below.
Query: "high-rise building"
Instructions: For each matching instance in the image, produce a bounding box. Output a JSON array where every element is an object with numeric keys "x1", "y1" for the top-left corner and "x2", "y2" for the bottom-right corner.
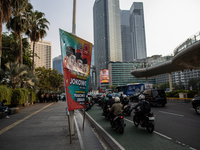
[
  {"x1": 53, "y1": 55, "x2": 63, "y2": 74},
  {"x1": 130, "y1": 2, "x2": 147, "y2": 59},
  {"x1": 93, "y1": 0, "x2": 122, "y2": 74},
  {"x1": 29, "y1": 40, "x2": 52, "y2": 69},
  {"x1": 120, "y1": 10, "x2": 132, "y2": 62}
]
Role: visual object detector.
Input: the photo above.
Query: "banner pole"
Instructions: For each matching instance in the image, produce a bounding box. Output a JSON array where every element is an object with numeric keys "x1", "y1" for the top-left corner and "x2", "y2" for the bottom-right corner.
[
  {"x1": 68, "y1": 114, "x2": 72, "y2": 144},
  {"x1": 82, "y1": 108, "x2": 86, "y2": 130}
]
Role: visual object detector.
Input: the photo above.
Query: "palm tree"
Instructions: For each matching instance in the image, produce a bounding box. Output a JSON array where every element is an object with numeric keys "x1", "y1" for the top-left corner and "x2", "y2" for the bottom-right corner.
[
  {"x1": 6, "y1": 0, "x2": 32, "y2": 65},
  {"x1": 0, "y1": 0, "x2": 12, "y2": 69},
  {"x1": 26, "y1": 10, "x2": 50, "y2": 72},
  {"x1": 1, "y1": 62, "x2": 38, "y2": 90}
]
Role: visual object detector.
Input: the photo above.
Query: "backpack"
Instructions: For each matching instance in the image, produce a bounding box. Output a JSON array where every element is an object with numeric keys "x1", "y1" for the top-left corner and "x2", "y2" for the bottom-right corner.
[{"x1": 142, "y1": 100, "x2": 151, "y2": 113}]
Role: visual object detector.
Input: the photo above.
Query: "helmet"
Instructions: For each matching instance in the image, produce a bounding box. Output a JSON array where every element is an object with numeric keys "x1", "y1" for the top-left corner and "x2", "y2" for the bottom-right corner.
[
  {"x1": 108, "y1": 94, "x2": 112, "y2": 99},
  {"x1": 138, "y1": 94, "x2": 145, "y2": 100},
  {"x1": 105, "y1": 97, "x2": 109, "y2": 101},
  {"x1": 115, "y1": 97, "x2": 120, "y2": 103}
]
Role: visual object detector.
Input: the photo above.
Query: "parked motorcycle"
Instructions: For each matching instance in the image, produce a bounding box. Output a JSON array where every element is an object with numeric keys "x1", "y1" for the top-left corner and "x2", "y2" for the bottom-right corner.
[
  {"x1": 110, "y1": 114, "x2": 126, "y2": 134},
  {"x1": 133, "y1": 109, "x2": 155, "y2": 133}
]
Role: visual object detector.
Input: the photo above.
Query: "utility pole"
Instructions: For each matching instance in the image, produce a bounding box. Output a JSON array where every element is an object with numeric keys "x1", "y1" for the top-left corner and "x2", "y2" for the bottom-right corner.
[{"x1": 69, "y1": 0, "x2": 77, "y2": 136}]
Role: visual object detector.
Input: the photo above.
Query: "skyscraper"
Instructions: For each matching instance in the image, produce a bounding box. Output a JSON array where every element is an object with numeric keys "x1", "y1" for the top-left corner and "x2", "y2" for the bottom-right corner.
[
  {"x1": 130, "y1": 2, "x2": 147, "y2": 59},
  {"x1": 93, "y1": 0, "x2": 122, "y2": 75},
  {"x1": 120, "y1": 10, "x2": 132, "y2": 62},
  {"x1": 53, "y1": 55, "x2": 63, "y2": 74},
  {"x1": 29, "y1": 40, "x2": 52, "y2": 69}
]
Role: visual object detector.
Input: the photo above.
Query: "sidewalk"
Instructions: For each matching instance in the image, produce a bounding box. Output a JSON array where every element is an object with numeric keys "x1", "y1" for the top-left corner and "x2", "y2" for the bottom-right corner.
[{"x1": 0, "y1": 101, "x2": 104, "y2": 150}]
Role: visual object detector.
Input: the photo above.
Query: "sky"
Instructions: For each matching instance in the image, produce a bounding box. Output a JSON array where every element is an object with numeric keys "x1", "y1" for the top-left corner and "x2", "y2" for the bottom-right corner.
[{"x1": 3, "y1": 0, "x2": 200, "y2": 59}]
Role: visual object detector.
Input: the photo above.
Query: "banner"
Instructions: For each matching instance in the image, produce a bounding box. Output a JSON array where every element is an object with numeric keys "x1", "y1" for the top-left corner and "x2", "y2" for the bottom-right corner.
[{"x1": 59, "y1": 29, "x2": 92, "y2": 111}]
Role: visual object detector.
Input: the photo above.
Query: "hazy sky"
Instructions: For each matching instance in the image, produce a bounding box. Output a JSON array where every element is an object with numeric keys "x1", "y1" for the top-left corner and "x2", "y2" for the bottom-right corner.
[{"x1": 3, "y1": 0, "x2": 200, "y2": 59}]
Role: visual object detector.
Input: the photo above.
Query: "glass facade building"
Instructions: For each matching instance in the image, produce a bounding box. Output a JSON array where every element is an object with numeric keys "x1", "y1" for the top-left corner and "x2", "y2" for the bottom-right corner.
[
  {"x1": 93, "y1": 0, "x2": 122, "y2": 80},
  {"x1": 130, "y1": 2, "x2": 147, "y2": 60},
  {"x1": 120, "y1": 10, "x2": 132, "y2": 62},
  {"x1": 108, "y1": 62, "x2": 156, "y2": 86},
  {"x1": 53, "y1": 55, "x2": 63, "y2": 74}
]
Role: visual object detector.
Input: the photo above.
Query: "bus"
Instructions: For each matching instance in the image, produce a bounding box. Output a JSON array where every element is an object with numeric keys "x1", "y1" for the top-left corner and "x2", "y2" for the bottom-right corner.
[{"x1": 116, "y1": 83, "x2": 153, "y2": 97}]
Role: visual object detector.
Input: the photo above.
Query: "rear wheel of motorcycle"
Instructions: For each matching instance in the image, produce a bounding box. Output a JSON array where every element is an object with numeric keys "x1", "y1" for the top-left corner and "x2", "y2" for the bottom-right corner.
[
  {"x1": 146, "y1": 123, "x2": 154, "y2": 133},
  {"x1": 119, "y1": 127, "x2": 124, "y2": 134},
  {"x1": 133, "y1": 115, "x2": 139, "y2": 127}
]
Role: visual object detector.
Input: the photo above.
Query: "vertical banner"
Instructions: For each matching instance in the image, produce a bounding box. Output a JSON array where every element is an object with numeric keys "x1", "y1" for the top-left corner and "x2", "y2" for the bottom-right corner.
[{"x1": 59, "y1": 29, "x2": 92, "y2": 111}]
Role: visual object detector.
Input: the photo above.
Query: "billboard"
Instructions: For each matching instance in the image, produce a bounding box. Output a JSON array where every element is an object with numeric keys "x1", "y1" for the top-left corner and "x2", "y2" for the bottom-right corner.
[
  {"x1": 59, "y1": 29, "x2": 92, "y2": 111},
  {"x1": 100, "y1": 69, "x2": 109, "y2": 83}
]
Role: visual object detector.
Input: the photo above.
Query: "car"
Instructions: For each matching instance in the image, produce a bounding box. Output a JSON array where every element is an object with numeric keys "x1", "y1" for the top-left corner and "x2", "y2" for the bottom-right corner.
[
  {"x1": 143, "y1": 89, "x2": 167, "y2": 107},
  {"x1": 191, "y1": 96, "x2": 200, "y2": 114},
  {"x1": 93, "y1": 94, "x2": 102, "y2": 103},
  {"x1": 129, "y1": 91, "x2": 144, "y2": 102}
]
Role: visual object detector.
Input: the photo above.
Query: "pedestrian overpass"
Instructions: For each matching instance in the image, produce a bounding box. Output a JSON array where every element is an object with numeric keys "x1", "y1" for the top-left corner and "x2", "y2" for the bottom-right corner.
[{"x1": 131, "y1": 31, "x2": 200, "y2": 91}]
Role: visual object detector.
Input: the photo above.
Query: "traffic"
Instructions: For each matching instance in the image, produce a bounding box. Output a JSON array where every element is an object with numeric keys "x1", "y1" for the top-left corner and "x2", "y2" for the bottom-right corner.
[{"x1": 85, "y1": 89, "x2": 200, "y2": 150}]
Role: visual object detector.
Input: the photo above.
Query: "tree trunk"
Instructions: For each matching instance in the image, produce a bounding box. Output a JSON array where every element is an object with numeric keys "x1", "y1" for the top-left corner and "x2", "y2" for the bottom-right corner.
[
  {"x1": 32, "y1": 41, "x2": 35, "y2": 72},
  {"x1": 0, "y1": 15, "x2": 2, "y2": 69},
  {"x1": 19, "y1": 32, "x2": 23, "y2": 64}
]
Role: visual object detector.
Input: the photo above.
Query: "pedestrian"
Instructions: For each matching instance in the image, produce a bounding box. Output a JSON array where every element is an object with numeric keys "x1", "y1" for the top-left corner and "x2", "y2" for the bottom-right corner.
[{"x1": 0, "y1": 100, "x2": 9, "y2": 118}]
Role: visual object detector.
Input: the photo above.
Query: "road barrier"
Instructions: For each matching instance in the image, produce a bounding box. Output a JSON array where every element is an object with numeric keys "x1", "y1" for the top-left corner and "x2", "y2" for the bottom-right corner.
[{"x1": 167, "y1": 97, "x2": 193, "y2": 103}]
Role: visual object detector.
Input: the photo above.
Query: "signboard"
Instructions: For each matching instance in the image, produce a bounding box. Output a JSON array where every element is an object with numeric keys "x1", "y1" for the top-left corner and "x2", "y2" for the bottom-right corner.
[
  {"x1": 100, "y1": 69, "x2": 109, "y2": 83},
  {"x1": 59, "y1": 29, "x2": 92, "y2": 111}
]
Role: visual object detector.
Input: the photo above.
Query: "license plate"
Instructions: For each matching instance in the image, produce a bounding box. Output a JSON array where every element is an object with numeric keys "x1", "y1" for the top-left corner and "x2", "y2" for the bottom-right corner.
[{"x1": 149, "y1": 117, "x2": 155, "y2": 120}]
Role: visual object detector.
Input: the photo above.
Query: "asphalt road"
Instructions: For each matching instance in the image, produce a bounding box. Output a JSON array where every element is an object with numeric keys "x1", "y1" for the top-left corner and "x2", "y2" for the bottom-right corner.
[{"x1": 124, "y1": 101, "x2": 200, "y2": 150}]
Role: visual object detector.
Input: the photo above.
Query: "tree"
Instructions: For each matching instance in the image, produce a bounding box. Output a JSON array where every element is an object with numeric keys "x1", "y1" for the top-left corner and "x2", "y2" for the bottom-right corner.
[
  {"x1": 159, "y1": 81, "x2": 169, "y2": 90},
  {"x1": 26, "y1": 10, "x2": 50, "y2": 72},
  {"x1": 188, "y1": 78, "x2": 200, "y2": 91},
  {"x1": 35, "y1": 67, "x2": 64, "y2": 93},
  {"x1": 6, "y1": 0, "x2": 33, "y2": 65},
  {"x1": 0, "y1": 62, "x2": 37, "y2": 89},
  {"x1": 0, "y1": 0, "x2": 12, "y2": 69},
  {"x1": 2, "y1": 32, "x2": 33, "y2": 69}
]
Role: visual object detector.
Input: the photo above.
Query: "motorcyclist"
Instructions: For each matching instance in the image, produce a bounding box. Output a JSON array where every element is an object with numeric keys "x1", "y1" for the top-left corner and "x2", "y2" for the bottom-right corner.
[
  {"x1": 109, "y1": 97, "x2": 123, "y2": 120},
  {"x1": 134, "y1": 94, "x2": 151, "y2": 124},
  {"x1": 107, "y1": 94, "x2": 115, "y2": 108}
]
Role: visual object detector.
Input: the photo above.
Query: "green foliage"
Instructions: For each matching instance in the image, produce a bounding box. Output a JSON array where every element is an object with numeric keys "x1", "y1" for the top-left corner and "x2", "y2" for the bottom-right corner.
[
  {"x1": 28, "y1": 89, "x2": 36, "y2": 103},
  {"x1": 11, "y1": 88, "x2": 29, "y2": 106},
  {"x1": 188, "y1": 77, "x2": 200, "y2": 91},
  {"x1": 0, "y1": 85, "x2": 12, "y2": 105},
  {"x1": 165, "y1": 89, "x2": 198, "y2": 98},
  {"x1": 159, "y1": 81, "x2": 169, "y2": 90},
  {"x1": 35, "y1": 67, "x2": 64, "y2": 93},
  {"x1": 2, "y1": 32, "x2": 33, "y2": 69}
]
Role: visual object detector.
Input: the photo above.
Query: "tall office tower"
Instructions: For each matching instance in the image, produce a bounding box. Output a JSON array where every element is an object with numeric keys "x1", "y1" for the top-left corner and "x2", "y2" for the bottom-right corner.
[
  {"x1": 93, "y1": 0, "x2": 122, "y2": 76},
  {"x1": 29, "y1": 40, "x2": 52, "y2": 69},
  {"x1": 130, "y1": 2, "x2": 147, "y2": 60},
  {"x1": 53, "y1": 55, "x2": 63, "y2": 74},
  {"x1": 120, "y1": 10, "x2": 132, "y2": 62}
]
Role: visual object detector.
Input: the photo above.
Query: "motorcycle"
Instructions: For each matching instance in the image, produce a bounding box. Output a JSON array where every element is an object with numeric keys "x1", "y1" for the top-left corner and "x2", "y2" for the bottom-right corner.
[
  {"x1": 110, "y1": 114, "x2": 126, "y2": 134},
  {"x1": 121, "y1": 97, "x2": 132, "y2": 116},
  {"x1": 133, "y1": 109, "x2": 155, "y2": 133},
  {"x1": 102, "y1": 106, "x2": 112, "y2": 120},
  {"x1": 123, "y1": 105, "x2": 132, "y2": 116}
]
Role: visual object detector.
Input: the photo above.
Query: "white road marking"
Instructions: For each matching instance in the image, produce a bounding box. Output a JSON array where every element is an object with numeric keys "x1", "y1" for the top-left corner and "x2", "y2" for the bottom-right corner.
[
  {"x1": 86, "y1": 112, "x2": 125, "y2": 150},
  {"x1": 124, "y1": 118, "x2": 172, "y2": 140},
  {"x1": 159, "y1": 111, "x2": 184, "y2": 117}
]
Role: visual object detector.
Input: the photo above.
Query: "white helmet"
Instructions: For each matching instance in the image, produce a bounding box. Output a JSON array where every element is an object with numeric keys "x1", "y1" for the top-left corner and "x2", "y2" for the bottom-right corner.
[
  {"x1": 138, "y1": 94, "x2": 145, "y2": 100},
  {"x1": 115, "y1": 97, "x2": 120, "y2": 103}
]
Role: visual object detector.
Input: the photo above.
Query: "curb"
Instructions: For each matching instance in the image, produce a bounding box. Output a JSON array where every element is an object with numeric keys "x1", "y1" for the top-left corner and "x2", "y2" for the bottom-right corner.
[
  {"x1": 83, "y1": 110, "x2": 125, "y2": 150},
  {"x1": 0, "y1": 107, "x2": 19, "y2": 119}
]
